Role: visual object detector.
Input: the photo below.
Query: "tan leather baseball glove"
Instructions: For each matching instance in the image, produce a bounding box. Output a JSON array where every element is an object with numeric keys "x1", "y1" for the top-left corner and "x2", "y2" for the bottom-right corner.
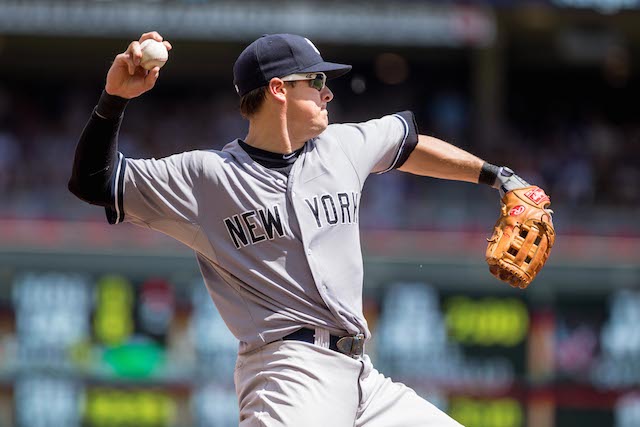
[{"x1": 486, "y1": 186, "x2": 555, "y2": 289}]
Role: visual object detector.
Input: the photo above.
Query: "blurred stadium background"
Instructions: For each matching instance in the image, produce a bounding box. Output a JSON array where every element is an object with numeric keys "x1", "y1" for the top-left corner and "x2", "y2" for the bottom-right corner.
[{"x1": 1, "y1": 1, "x2": 639, "y2": 426}]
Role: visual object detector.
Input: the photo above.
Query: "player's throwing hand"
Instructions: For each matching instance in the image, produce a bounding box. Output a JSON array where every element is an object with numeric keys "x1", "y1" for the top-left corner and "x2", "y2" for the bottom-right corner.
[{"x1": 105, "y1": 32, "x2": 172, "y2": 99}]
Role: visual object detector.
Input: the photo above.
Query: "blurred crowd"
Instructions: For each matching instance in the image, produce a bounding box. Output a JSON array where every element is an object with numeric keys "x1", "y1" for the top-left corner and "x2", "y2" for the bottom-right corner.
[{"x1": 0, "y1": 76, "x2": 638, "y2": 234}]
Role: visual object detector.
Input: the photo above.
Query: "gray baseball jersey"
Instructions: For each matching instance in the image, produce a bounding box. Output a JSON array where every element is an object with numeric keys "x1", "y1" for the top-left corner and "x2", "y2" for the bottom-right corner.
[{"x1": 108, "y1": 112, "x2": 418, "y2": 354}]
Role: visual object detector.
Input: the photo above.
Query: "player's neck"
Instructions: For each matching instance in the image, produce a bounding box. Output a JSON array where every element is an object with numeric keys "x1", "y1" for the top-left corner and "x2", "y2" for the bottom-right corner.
[{"x1": 244, "y1": 108, "x2": 305, "y2": 154}]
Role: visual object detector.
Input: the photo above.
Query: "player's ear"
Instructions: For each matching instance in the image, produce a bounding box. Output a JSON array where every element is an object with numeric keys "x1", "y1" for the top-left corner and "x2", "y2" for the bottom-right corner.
[{"x1": 267, "y1": 78, "x2": 287, "y2": 104}]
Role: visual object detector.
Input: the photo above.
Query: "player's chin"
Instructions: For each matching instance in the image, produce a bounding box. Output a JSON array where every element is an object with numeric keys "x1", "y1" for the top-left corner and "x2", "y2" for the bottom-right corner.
[
  {"x1": 314, "y1": 120, "x2": 329, "y2": 135},
  {"x1": 318, "y1": 110, "x2": 329, "y2": 127},
  {"x1": 309, "y1": 114, "x2": 328, "y2": 132}
]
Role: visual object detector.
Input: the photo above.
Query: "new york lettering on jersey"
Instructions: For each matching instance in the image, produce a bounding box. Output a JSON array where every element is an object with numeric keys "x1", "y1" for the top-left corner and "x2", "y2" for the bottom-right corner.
[
  {"x1": 304, "y1": 192, "x2": 360, "y2": 228},
  {"x1": 222, "y1": 190, "x2": 360, "y2": 249},
  {"x1": 223, "y1": 205, "x2": 285, "y2": 249}
]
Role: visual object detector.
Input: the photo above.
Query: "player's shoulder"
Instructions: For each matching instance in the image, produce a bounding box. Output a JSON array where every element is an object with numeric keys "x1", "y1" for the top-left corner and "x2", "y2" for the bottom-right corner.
[
  {"x1": 191, "y1": 139, "x2": 254, "y2": 172},
  {"x1": 177, "y1": 141, "x2": 239, "y2": 163},
  {"x1": 319, "y1": 121, "x2": 368, "y2": 139},
  {"x1": 161, "y1": 147, "x2": 228, "y2": 166},
  {"x1": 320, "y1": 112, "x2": 411, "y2": 141},
  {"x1": 325, "y1": 112, "x2": 413, "y2": 132},
  {"x1": 148, "y1": 145, "x2": 237, "y2": 179},
  {"x1": 164, "y1": 146, "x2": 238, "y2": 184}
]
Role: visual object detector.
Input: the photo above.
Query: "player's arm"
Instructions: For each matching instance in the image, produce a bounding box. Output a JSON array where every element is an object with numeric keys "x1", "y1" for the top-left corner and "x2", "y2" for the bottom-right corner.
[
  {"x1": 67, "y1": 92, "x2": 129, "y2": 206},
  {"x1": 398, "y1": 135, "x2": 529, "y2": 194},
  {"x1": 68, "y1": 32, "x2": 171, "y2": 206},
  {"x1": 399, "y1": 133, "x2": 554, "y2": 290}
]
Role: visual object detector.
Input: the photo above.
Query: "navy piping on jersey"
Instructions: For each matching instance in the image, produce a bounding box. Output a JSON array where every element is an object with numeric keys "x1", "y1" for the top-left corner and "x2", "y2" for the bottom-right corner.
[
  {"x1": 114, "y1": 153, "x2": 126, "y2": 223},
  {"x1": 379, "y1": 114, "x2": 409, "y2": 174},
  {"x1": 378, "y1": 111, "x2": 419, "y2": 174},
  {"x1": 106, "y1": 153, "x2": 127, "y2": 224}
]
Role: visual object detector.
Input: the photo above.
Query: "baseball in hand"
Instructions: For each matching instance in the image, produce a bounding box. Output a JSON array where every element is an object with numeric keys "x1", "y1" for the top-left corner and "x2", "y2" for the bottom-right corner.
[{"x1": 140, "y1": 39, "x2": 169, "y2": 70}]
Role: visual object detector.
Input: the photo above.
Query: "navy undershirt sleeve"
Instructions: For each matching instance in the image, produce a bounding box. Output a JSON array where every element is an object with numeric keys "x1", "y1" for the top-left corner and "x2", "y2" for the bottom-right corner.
[{"x1": 68, "y1": 91, "x2": 129, "y2": 208}]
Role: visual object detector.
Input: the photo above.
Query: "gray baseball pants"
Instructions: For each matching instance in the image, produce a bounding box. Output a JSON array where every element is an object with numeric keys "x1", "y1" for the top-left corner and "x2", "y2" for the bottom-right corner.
[{"x1": 234, "y1": 327, "x2": 464, "y2": 427}]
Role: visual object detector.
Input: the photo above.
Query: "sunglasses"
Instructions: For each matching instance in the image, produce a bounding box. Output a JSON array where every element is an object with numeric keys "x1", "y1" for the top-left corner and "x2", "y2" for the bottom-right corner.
[{"x1": 281, "y1": 72, "x2": 327, "y2": 91}]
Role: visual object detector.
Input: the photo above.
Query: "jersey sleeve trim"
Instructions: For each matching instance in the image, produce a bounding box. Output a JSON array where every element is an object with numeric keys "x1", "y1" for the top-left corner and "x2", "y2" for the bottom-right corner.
[
  {"x1": 378, "y1": 110, "x2": 419, "y2": 174},
  {"x1": 105, "y1": 152, "x2": 127, "y2": 224}
]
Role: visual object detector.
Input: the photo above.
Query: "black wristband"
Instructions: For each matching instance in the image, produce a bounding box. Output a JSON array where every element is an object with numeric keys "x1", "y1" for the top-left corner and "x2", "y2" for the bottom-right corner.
[
  {"x1": 95, "y1": 90, "x2": 129, "y2": 120},
  {"x1": 478, "y1": 162, "x2": 500, "y2": 186}
]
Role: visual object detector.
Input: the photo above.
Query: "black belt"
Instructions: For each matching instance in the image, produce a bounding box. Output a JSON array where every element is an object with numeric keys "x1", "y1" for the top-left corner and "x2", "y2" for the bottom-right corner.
[{"x1": 282, "y1": 328, "x2": 365, "y2": 357}]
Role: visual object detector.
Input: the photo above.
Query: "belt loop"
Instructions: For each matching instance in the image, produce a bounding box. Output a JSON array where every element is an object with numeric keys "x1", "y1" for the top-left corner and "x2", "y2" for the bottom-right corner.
[{"x1": 313, "y1": 327, "x2": 331, "y2": 349}]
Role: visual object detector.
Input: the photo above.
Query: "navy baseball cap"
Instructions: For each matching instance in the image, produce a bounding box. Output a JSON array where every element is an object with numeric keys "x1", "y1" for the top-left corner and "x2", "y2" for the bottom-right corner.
[{"x1": 233, "y1": 34, "x2": 352, "y2": 96}]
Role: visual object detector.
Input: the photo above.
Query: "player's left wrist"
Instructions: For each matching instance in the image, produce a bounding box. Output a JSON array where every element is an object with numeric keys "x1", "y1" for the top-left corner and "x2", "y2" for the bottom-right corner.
[{"x1": 479, "y1": 162, "x2": 530, "y2": 197}]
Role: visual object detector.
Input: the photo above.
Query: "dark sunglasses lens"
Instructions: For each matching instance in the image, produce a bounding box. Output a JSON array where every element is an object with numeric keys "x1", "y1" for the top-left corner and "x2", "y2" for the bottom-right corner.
[{"x1": 310, "y1": 75, "x2": 325, "y2": 91}]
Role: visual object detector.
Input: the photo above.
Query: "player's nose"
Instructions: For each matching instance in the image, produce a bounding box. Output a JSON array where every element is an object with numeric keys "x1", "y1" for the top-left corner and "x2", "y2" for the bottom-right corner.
[{"x1": 322, "y1": 86, "x2": 333, "y2": 103}]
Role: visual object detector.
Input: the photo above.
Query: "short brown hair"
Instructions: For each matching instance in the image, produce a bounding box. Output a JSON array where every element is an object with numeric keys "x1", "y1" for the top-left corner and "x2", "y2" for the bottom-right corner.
[
  {"x1": 239, "y1": 81, "x2": 298, "y2": 119},
  {"x1": 239, "y1": 86, "x2": 267, "y2": 118}
]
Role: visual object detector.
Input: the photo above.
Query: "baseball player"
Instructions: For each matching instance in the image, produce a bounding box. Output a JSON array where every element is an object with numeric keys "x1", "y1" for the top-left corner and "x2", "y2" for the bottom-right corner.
[{"x1": 69, "y1": 32, "x2": 539, "y2": 426}]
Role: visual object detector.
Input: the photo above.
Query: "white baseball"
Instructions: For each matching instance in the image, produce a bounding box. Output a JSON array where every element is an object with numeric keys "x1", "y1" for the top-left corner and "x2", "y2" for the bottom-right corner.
[{"x1": 140, "y1": 39, "x2": 168, "y2": 70}]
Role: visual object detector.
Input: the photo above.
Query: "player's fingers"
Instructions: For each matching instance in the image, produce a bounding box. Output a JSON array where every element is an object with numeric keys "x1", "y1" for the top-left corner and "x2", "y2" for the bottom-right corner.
[
  {"x1": 143, "y1": 66, "x2": 160, "y2": 90},
  {"x1": 163, "y1": 41, "x2": 173, "y2": 51},
  {"x1": 114, "y1": 52, "x2": 137, "y2": 75},
  {"x1": 125, "y1": 41, "x2": 143, "y2": 69},
  {"x1": 140, "y1": 31, "x2": 163, "y2": 43}
]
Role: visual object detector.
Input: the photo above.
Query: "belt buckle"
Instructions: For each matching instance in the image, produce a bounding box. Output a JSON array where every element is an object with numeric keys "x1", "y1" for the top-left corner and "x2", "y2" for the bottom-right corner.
[{"x1": 336, "y1": 333, "x2": 365, "y2": 357}]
